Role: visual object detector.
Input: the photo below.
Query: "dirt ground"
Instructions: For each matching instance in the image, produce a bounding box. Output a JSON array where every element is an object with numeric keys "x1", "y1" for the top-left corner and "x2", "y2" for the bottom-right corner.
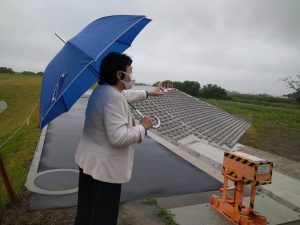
[{"x1": 0, "y1": 191, "x2": 164, "y2": 225}]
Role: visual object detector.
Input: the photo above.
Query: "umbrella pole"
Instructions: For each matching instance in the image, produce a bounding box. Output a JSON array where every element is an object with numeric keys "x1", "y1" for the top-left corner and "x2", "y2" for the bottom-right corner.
[{"x1": 55, "y1": 33, "x2": 66, "y2": 44}]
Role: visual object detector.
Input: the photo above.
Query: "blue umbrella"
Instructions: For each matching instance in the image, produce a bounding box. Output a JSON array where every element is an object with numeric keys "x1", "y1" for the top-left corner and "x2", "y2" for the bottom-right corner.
[{"x1": 40, "y1": 15, "x2": 151, "y2": 128}]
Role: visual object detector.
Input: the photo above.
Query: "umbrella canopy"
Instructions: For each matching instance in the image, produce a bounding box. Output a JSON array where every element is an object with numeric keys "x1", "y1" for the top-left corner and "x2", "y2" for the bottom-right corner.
[{"x1": 40, "y1": 15, "x2": 151, "y2": 128}]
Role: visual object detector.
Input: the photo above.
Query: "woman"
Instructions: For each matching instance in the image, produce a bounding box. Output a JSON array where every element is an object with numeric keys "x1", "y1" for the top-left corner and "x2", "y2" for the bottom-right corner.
[{"x1": 74, "y1": 52, "x2": 164, "y2": 225}]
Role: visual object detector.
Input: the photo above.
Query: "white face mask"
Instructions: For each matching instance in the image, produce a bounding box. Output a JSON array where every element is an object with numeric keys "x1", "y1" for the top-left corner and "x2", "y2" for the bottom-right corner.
[
  {"x1": 120, "y1": 71, "x2": 135, "y2": 89},
  {"x1": 121, "y1": 79, "x2": 135, "y2": 89}
]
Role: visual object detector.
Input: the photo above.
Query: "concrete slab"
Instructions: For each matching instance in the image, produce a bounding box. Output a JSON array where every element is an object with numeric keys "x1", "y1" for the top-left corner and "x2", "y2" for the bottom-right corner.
[
  {"x1": 243, "y1": 195, "x2": 300, "y2": 225},
  {"x1": 170, "y1": 203, "x2": 234, "y2": 225},
  {"x1": 187, "y1": 141, "x2": 225, "y2": 165},
  {"x1": 257, "y1": 171, "x2": 300, "y2": 212},
  {"x1": 156, "y1": 191, "x2": 222, "y2": 209},
  {"x1": 170, "y1": 195, "x2": 300, "y2": 225}
]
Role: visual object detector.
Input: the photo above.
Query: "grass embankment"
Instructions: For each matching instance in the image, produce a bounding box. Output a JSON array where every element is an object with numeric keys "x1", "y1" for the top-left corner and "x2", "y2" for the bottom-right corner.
[
  {"x1": 0, "y1": 74, "x2": 41, "y2": 207},
  {"x1": 205, "y1": 99, "x2": 300, "y2": 162}
]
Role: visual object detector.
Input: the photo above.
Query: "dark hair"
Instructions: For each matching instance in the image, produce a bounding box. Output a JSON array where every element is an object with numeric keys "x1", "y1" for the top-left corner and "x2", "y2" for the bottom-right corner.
[{"x1": 98, "y1": 52, "x2": 132, "y2": 85}]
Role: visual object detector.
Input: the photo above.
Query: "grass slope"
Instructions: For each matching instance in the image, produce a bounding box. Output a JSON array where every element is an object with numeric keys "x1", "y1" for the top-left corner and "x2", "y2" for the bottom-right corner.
[
  {"x1": 205, "y1": 99, "x2": 300, "y2": 162},
  {"x1": 0, "y1": 74, "x2": 41, "y2": 207}
]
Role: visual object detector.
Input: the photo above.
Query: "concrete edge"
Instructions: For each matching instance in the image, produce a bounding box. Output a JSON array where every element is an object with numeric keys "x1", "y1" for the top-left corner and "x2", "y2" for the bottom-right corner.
[
  {"x1": 256, "y1": 186, "x2": 300, "y2": 213},
  {"x1": 25, "y1": 125, "x2": 79, "y2": 195},
  {"x1": 25, "y1": 125, "x2": 48, "y2": 190},
  {"x1": 148, "y1": 130, "x2": 300, "y2": 214}
]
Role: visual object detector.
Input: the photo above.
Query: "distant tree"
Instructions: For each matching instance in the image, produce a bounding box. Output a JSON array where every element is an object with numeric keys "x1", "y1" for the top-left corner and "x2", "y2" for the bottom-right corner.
[
  {"x1": 181, "y1": 80, "x2": 201, "y2": 97},
  {"x1": 161, "y1": 80, "x2": 173, "y2": 87},
  {"x1": 200, "y1": 84, "x2": 227, "y2": 99},
  {"x1": 286, "y1": 91, "x2": 300, "y2": 101},
  {"x1": 20, "y1": 71, "x2": 36, "y2": 75},
  {"x1": 37, "y1": 71, "x2": 43, "y2": 76},
  {"x1": 0, "y1": 67, "x2": 15, "y2": 74},
  {"x1": 173, "y1": 81, "x2": 183, "y2": 90},
  {"x1": 280, "y1": 75, "x2": 300, "y2": 104},
  {"x1": 160, "y1": 80, "x2": 201, "y2": 97}
]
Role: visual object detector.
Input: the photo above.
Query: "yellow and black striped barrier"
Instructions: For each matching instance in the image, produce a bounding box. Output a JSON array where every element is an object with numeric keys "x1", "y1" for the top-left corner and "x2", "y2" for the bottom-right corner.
[
  {"x1": 211, "y1": 151, "x2": 272, "y2": 225},
  {"x1": 223, "y1": 151, "x2": 273, "y2": 185}
]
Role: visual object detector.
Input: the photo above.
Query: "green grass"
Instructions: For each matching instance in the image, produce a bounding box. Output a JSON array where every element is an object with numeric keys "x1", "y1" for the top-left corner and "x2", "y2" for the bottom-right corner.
[
  {"x1": 143, "y1": 197, "x2": 158, "y2": 206},
  {"x1": 142, "y1": 197, "x2": 178, "y2": 225},
  {"x1": 157, "y1": 208, "x2": 179, "y2": 225},
  {"x1": 0, "y1": 74, "x2": 41, "y2": 207},
  {"x1": 203, "y1": 98, "x2": 300, "y2": 161}
]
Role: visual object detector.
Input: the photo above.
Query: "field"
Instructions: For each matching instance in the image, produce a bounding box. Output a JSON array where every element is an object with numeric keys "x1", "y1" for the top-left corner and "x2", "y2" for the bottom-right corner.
[
  {"x1": 0, "y1": 74, "x2": 299, "y2": 209},
  {"x1": 205, "y1": 99, "x2": 300, "y2": 162},
  {"x1": 0, "y1": 74, "x2": 41, "y2": 207}
]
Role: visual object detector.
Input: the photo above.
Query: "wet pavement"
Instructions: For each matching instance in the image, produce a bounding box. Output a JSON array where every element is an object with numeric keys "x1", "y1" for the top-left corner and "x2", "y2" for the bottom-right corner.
[{"x1": 27, "y1": 95, "x2": 222, "y2": 210}]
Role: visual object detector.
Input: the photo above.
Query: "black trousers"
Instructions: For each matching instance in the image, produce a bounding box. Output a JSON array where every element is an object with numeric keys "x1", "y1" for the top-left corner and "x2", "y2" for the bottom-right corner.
[{"x1": 74, "y1": 168, "x2": 121, "y2": 225}]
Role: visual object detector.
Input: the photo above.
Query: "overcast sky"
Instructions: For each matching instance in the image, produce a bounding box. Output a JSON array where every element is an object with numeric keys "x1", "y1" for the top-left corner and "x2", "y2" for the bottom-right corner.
[{"x1": 1, "y1": 0, "x2": 299, "y2": 96}]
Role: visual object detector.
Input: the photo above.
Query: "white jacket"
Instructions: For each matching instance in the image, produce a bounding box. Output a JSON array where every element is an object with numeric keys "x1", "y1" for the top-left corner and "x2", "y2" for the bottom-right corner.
[{"x1": 75, "y1": 84, "x2": 147, "y2": 183}]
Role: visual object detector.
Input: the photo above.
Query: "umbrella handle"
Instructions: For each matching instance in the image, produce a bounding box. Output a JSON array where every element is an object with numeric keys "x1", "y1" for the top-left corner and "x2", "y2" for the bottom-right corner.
[{"x1": 129, "y1": 104, "x2": 161, "y2": 129}]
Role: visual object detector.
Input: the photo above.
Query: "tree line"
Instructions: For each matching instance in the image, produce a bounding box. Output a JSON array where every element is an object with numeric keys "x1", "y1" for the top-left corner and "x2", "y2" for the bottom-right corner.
[
  {"x1": 0, "y1": 67, "x2": 43, "y2": 76},
  {"x1": 157, "y1": 80, "x2": 228, "y2": 100},
  {"x1": 155, "y1": 79, "x2": 300, "y2": 105}
]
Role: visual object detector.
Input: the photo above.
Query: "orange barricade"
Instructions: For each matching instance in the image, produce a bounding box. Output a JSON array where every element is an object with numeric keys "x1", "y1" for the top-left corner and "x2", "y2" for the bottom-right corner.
[{"x1": 210, "y1": 151, "x2": 273, "y2": 225}]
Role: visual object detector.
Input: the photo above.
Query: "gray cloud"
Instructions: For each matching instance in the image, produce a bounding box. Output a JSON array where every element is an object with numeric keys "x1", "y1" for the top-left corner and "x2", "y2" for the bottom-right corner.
[{"x1": 0, "y1": 0, "x2": 299, "y2": 96}]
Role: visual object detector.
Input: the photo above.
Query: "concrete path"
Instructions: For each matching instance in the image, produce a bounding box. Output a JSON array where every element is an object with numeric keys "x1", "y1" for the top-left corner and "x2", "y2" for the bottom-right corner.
[
  {"x1": 25, "y1": 90, "x2": 300, "y2": 224},
  {"x1": 25, "y1": 92, "x2": 222, "y2": 210}
]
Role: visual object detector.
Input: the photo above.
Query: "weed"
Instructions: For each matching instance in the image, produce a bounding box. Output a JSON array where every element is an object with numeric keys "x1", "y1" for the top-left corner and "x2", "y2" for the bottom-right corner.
[
  {"x1": 157, "y1": 208, "x2": 179, "y2": 225},
  {"x1": 143, "y1": 198, "x2": 158, "y2": 206}
]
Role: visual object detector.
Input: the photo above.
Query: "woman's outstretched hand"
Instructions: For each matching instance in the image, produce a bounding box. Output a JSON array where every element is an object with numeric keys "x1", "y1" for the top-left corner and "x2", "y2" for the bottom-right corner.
[{"x1": 149, "y1": 82, "x2": 164, "y2": 96}]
